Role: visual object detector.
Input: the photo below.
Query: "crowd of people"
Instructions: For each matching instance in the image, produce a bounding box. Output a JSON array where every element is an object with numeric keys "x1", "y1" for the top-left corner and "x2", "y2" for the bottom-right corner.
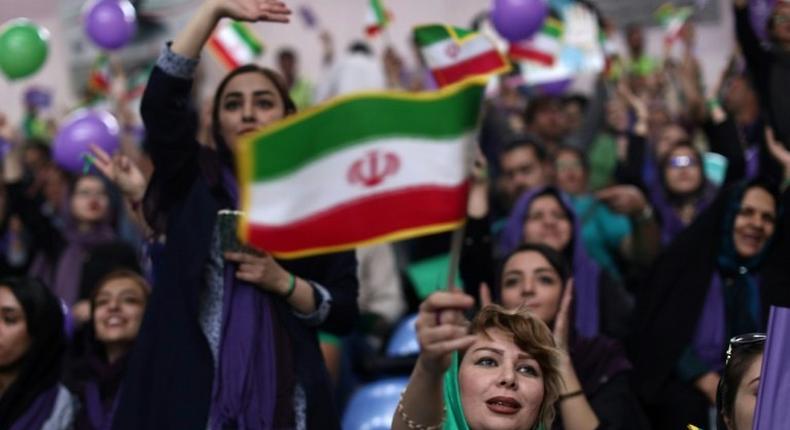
[{"x1": 1, "y1": 0, "x2": 789, "y2": 428}]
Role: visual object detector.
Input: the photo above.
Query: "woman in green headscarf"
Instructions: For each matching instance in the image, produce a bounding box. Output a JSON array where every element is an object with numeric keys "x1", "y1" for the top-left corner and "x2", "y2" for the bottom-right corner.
[{"x1": 391, "y1": 293, "x2": 563, "y2": 430}]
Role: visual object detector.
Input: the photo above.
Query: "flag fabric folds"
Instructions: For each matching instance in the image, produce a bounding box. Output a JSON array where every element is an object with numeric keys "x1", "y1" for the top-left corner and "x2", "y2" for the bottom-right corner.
[
  {"x1": 208, "y1": 20, "x2": 264, "y2": 70},
  {"x1": 508, "y1": 17, "x2": 564, "y2": 66},
  {"x1": 414, "y1": 24, "x2": 510, "y2": 88},
  {"x1": 236, "y1": 79, "x2": 487, "y2": 258}
]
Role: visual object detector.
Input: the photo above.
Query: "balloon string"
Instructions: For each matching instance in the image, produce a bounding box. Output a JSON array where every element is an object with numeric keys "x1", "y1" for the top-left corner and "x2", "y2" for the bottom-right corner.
[{"x1": 83, "y1": 153, "x2": 95, "y2": 175}]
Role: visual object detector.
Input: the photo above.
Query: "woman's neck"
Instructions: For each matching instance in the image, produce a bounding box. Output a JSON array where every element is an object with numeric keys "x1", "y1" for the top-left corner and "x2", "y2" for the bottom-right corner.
[
  {"x1": 0, "y1": 370, "x2": 19, "y2": 398},
  {"x1": 104, "y1": 343, "x2": 129, "y2": 365}
]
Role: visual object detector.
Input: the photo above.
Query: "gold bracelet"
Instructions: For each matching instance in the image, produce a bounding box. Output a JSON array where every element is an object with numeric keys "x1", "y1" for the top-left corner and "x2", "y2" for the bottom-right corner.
[{"x1": 397, "y1": 390, "x2": 446, "y2": 430}]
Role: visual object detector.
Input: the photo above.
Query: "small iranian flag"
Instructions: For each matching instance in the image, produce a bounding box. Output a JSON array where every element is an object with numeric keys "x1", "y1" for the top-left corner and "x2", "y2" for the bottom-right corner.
[
  {"x1": 414, "y1": 24, "x2": 510, "y2": 88},
  {"x1": 655, "y1": 3, "x2": 693, "y2": 46},
  {"x1": 236, "y1": 80, "x2": 486, "y2": 258},
  {"x1": 208, "y1": 20, "x2": 264, "y2": 70},
  {"x1": 365, "y1": 0, "x2": 390, "y2": 36},
  {"x1": 508, "y1": 17, "x2": 563, "y2": 66},
  {"x1": 87, "y1": 54, "x2": 111, "y2": 94}
]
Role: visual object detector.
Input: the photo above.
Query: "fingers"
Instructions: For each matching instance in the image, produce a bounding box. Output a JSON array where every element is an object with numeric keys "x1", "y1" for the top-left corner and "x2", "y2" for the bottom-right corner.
[
  {"x1": 422, "y1": 334, "x2": 477, "y2": 356},
  {"x1": 479, "y1": 282, "x2": 493, "y2": 308},
  {"x1": 224, "y1": 251, "x2": 264, "y2": 264},
  {"x1": 560, "y1": 279, "x2": 574, "y2": 315},
  {"x1": 420, "y1": 324, "x2": 470, "y2": 347},
  {"x1": 419, "y1": 291, "x2": 474, "y2": 313},
  {"x1": 594, "y1": 187, "x2": 618, "y2": 201},
  {"x1": 89, "y1": 143, "x2": 111, "y2": 163}
]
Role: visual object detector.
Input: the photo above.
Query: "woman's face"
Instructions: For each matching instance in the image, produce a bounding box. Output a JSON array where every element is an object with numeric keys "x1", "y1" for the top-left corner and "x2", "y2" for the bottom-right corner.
[
  {"x1": 771, "y1": 4, "x2": 790, "y2": 46},
  {"x1": 522, "y1": 195, "x2": 572, "y2": 252},
  {"x1": 725, "y1": 353, "x2": 762, "y2": 430},
  {"x1": 732, "y1": 187, "x2": 776, "y2": 259},
  {"x1": 0, "y1": 287, "x2": 30, "y2": 368},
  {"x1": 217, "y1": 72, "x2": 287, "y2": 152},
  {"x1": 93, "y1": 278, "x2": 147, "y2": 346},
  {"x1": 70, "y1": 176, "x2": 109, "y2": 224},
  {"x1": 664, "y1": 146, "x2": 702, "y2": 196},
  {"x1": 459, "y1": 328, "x2": 545, "y2": 430},
  {"x1": 555, "y1": 150, "x2": 586, "y2": 196},
  {"x1": 500, "y1": 251, "x2": 563, "y2": 324}
]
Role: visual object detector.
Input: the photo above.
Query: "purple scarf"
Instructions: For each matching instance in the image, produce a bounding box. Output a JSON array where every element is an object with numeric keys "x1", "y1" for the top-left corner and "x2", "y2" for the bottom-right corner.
[
  {"x1": 648, "y1": 180, "x2": 717, "y2": 246},
  {"x1": 208, "y1": 169, "x2": 283, "y2": 429},
  {"x1": 9, "y1": 385, "x2": 60, "y2": 430},
  {"x1": 499, "y1": 187, "x2": 602, "y2": 338},
  {"x1": 52, "y1": 224, "x2": 115, "y2": 306},
  {"x1": 690, "y1": 273, "x2": 728, "y2": 373}
]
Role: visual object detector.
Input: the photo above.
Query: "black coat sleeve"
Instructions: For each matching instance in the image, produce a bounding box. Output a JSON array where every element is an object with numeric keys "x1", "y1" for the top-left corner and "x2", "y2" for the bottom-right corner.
[{"x1": 587, "y1": 373, "x2": 651, "y2": 430}]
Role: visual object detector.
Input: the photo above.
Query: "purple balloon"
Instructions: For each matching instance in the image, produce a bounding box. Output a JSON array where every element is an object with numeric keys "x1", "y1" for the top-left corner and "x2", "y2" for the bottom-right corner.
[
  {"x1": 53, "y1": 109, "x2": 119, "y2": 173},
  {"x1": 491, "y1": 0, "x2": 549, "y2": 42},
  {"x1": 84, "y1": 0, "x2": 137, "y2": 50},
  {"x1": 750, "y1": 0, "x2": 775, "y2": 42}
]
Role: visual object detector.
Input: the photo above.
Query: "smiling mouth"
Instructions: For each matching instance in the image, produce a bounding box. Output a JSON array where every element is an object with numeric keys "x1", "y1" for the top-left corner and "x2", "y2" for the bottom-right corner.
[
  {"x1": 486, "y1": 397, "x2": 522, "y2": 415},
  {"x1": 237, "y1": 127, "x2": 257, "y2": 136}
]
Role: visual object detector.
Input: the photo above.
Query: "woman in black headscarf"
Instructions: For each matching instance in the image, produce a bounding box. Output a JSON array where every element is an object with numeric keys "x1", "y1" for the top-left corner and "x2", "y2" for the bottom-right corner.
[
  {"x1": 0, "y1": 276, "x2": 73, "y2": 430},
  {"x1": 630, "y1": 178, "x2": 788, "y2": 429}
]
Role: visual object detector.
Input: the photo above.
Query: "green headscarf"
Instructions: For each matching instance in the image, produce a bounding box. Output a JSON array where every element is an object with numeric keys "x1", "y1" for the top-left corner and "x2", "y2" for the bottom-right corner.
[{"x1": 442, "y1": 352, "x2": 547, "y2": 430}]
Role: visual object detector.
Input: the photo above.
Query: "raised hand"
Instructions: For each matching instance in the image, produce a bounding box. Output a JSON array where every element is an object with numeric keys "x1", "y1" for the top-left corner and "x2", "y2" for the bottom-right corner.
[
  {"x1": 414, "y1": 291, "x2": 476, "y2": 377},
  {"x1": 552, "y1": 279, "x2": 574, "y2": 351},
  {"x1": 90, "y1": 144, "x2": 147, "y2": 202},
  {"x1": 212, "y1": 0, "x2": 292, "y2": 23},
  {"x1": 595, "y1": 184, "x2": 650, "y2": 216},
  {"x1": 765, "y1": 128, "x2": 790, "y2": 178}
]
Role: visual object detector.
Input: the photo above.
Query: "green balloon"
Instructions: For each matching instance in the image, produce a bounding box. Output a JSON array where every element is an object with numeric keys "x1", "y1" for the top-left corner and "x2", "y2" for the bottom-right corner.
[{"x1": 0, "y1": 18, "x2": 49, "y2": 80}]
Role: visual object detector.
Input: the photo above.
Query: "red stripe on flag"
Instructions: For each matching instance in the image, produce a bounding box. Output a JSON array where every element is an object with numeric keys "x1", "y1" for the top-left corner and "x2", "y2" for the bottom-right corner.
[
  {"x1": 431, "y1": 50, "x2": 507, "y2": 87},
  {"x1": 247, "y1": 183, "x2": 469, "y2": 255},
  {"x1": 508, "y1": 44, "x2": 554, "y2": 67},
  {"x1": 207, "y1": 37, "x2": 240, "y2": 70}
]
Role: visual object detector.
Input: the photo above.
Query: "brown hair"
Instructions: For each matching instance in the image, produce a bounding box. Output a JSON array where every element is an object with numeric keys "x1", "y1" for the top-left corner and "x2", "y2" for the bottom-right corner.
[
  {"x1": 91, "y1": 269, "x2": 151, "y2": 307},
  {"x1": 468, "y1": 304, "x2": 563, "y2": 429}
]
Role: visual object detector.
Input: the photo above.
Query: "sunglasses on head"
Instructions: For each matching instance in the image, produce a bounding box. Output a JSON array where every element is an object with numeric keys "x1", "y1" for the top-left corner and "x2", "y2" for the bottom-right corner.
[
  {"x1": 668, "y1": 155, "x2": 698, "y2": 168},
  {"x1": 724, "y1": 332, "x2": 767, "y2": 366}
]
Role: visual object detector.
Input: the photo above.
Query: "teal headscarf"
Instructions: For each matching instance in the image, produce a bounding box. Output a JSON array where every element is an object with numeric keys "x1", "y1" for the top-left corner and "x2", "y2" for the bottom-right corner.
[{"x1": 442, "y1": 352, "x2": 547, "y2": 430}]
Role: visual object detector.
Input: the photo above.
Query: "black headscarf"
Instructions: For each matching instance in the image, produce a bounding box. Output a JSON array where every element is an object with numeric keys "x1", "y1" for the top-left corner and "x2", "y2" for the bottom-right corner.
[{"x1": 0, "y1": 276, "x2": 67, "y2": 429}]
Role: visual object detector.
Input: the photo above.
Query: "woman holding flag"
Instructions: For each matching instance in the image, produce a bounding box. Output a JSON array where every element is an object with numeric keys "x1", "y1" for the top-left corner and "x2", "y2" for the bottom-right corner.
[{"x1": 111, "y1": 0, "x2": 359, "y2": 429}]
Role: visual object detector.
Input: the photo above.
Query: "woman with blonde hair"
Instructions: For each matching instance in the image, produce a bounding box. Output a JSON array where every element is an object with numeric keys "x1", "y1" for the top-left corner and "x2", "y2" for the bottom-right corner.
[{"x1": 393, "y1": 292, "x2": 562, "y2": 430}]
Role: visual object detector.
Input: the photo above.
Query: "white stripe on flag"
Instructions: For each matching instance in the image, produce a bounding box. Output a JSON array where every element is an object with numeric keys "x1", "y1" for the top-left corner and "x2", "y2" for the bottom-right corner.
[
  {"x1": 421, "y1": 36, "x2": 495, "y2": 70},
  {"x1": 217, "y1": 24, "x2": 256, "y2": 65},
  {"x1": 248, "y1": 134, "x2": 474, "y2": 226}
]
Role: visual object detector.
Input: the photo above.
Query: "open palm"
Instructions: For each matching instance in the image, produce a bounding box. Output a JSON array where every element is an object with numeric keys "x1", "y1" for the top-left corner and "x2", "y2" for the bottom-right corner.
[
  {"x1": 213, "y1": 0, "x2": 291, "y2": 23},
  {"x1": 90, "y1": 144, "x2": 147, "y2": 201}
]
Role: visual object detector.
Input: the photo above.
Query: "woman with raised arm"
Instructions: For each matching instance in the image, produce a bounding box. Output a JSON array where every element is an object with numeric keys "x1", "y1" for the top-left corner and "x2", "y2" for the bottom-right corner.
[{"x1": 111, "y1": 1, "x2": 359, "y2": 429}]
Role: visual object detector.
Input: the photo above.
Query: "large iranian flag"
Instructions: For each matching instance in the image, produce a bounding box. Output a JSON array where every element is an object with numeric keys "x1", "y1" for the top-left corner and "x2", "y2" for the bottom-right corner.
[
  {"x1": 414, "y1": 24, "x2": 509, "y2": 88},
  {"x1": 508, "y1": 17, "x2": 563, "y2": 66},
  {"x1": 237, "y1": 80, "x2": 485, "y2": 258}
]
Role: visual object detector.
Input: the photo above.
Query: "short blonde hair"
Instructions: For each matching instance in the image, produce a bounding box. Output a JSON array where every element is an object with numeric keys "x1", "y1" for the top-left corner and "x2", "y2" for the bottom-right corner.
[{"x1": 468, "y1": 304, "x2": 562, "y2": 428}]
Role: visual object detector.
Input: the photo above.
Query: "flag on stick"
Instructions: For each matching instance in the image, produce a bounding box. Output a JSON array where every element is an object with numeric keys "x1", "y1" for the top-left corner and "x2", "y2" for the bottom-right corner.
[
  {"x1": 237, "y1": 79, "x2": 487, "y2": 258},
  {"x1": 365, "y1": 0, "x2": 391, "y2": 36},
  {"x1": 414, "y1": 24, "x2": 510, "y2": 88},
  {"x1": 655, "y1": 3, "x2": 693, "y2": 47},
  {"x1": 208, "y1": 20, "x2": 264, "y2": 70},
  {"x1": 87, "y1": 54, "x2": 112, "y2": 95}
]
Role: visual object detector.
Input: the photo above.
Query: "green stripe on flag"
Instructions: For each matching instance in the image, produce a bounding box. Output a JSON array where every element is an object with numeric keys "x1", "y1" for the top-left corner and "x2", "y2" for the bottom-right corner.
[
  {"x1": 371, "y1": 0, "x2": 388, "y2": 25},
  {"x1": 414, "y1": 25, "x2": 477, "y2": 47},
  {"x1": 542, "y1": 18, "x2": 563, "y2": 38},
  {"x1": 231, "y1": 21, "x2": 263, "y2": 55},
  {"x1": 243, "y1": 81, "x2": 484, "y2": 181},
  {"x1": 414, "y1": 25, "x2": 451, "y2": 46}
]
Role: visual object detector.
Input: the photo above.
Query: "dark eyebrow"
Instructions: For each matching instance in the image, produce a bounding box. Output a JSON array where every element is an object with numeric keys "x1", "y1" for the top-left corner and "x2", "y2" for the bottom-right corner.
[
  {"x1": 748, "y1": 376, "x2": 761, "y2": 386},
  {"x1": 534, "y1": 267, "x2": 558, "y2": 275},
  {"x1": 223, "y1": 91, "x2": 242, "y2": 100},
  {"x1": 252, "y1": 90, "x2": 275, "y2": 97},
  {"x1": 473, "y1": 347, "x2": 503, "y2": 355}
]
